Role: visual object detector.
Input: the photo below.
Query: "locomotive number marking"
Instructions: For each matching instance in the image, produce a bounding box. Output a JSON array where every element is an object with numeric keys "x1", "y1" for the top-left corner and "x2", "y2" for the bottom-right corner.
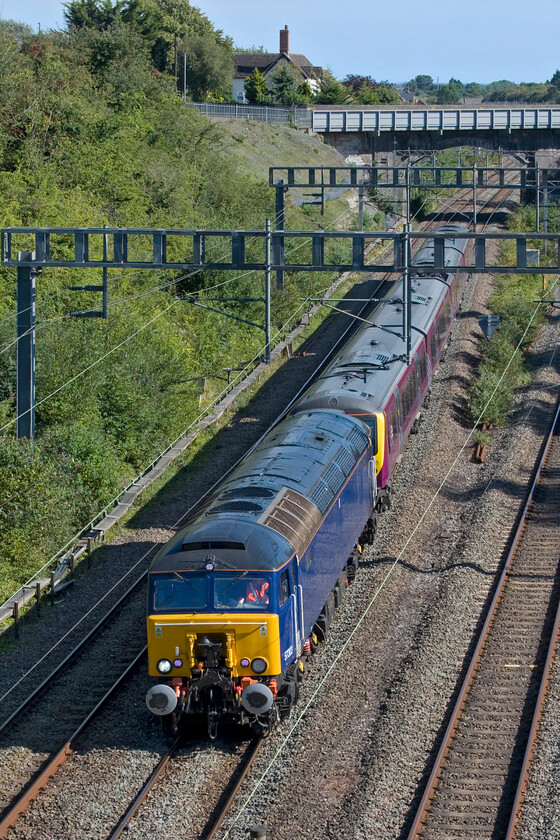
[{"x1": 284, "y1": 645, "x2": 294, "y2": 661}]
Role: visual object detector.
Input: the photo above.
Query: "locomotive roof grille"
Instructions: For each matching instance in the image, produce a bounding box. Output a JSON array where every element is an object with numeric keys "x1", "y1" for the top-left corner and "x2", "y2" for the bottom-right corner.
[
  {"x1": 210, "y1": 501, "x2": 264, "y2": 514},
  {"x1": 322, "y1": 462, "x2": 345, "y2": 494},
  {"x1": 347, "y1": 425, "x2": 369, "y2": 452},
  {"x1": 309, "y1": 481, "x2": 333, "y2": 513},
  {"x1": 181, "y1": 540, "x2": 246, "y2": 551},
  {"x1": 336, "y1": 447, "x2": 356, "y2": 474},
  {"x1": 220, "y1": 487, "x2": 276, "y2": 500}
]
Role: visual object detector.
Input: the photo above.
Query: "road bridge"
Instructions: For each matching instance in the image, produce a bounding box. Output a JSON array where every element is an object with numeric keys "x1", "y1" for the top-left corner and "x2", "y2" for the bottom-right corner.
[{"x1": 311, "y1": 106, "x2": 560, "y2": 164}]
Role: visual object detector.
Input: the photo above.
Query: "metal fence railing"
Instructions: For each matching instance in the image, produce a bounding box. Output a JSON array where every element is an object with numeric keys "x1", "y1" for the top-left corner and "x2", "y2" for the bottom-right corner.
[{"x1": 186, "y1": 102, "x2": 312, "y2": 128}]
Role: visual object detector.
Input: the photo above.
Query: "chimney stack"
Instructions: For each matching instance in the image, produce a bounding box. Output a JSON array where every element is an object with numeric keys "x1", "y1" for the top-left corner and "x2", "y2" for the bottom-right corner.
[{"x1": 279, "y1": 25, "x2": 289, "y2": 55}]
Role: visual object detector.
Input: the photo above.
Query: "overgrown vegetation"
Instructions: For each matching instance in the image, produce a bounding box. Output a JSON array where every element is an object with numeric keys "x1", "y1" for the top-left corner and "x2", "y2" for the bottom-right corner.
[
  {"x1": 0, "y1": 6, "x2": 355, "y2": 600},
  {"x1": 467, "y1": 202, "x2": 559, "y2": 428}
]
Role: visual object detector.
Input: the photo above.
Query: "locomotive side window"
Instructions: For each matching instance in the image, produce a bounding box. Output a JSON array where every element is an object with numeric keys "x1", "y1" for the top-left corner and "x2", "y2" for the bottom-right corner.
[
  {"x1": 289, "y1": 562, "x2": 296, "y2": 591},
  {"x1": 153, "y1": 574, "x2": 207, "y2": 611},
  {"x1": 279, "y1": 569, "x2": 291, "y2": 606}
]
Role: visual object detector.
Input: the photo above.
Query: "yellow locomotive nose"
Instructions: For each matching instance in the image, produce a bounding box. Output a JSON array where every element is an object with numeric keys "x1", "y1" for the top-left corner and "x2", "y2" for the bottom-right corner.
[{"x1": 147, "y1": 613, "x2": 282, "y2": 678}]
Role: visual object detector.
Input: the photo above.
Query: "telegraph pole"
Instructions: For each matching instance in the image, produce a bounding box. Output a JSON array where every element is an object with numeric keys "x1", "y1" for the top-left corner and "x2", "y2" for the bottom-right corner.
[
  {"x1": 265, "y1": 220, "x2": 271, "y2": 364},
  {"x1": 16, "y1": 252, "x2": 36, "y2": 440}
]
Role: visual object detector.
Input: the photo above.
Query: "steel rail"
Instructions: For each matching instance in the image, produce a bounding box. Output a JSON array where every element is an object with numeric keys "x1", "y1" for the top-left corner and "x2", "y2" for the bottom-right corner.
[
  {"x1": 105, "y1": 736, "x2": 263, "y2": 840},
  {"x1": 202, "y1": 738, "x2": 264, "y2": 840},
  {"x1": 505, "y1": 401, "x2": 560, "y2": 838},
  {"x1": 0, "y1": 572, "x2": 148, "y2": 734},
  {"x1": 406, "y1": 394, "x2": 560, "y2": 840},
  {"x1": 0, "y1": 648, "x2": 146, "y2": 838},
  {"x1": 107, "y1": 735, "x2": 183, "y2": 840}
]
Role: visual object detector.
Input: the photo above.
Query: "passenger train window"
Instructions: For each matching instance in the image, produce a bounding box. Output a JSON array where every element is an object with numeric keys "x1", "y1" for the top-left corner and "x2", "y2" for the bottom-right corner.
[
  {"x1": 418, "y1": 352, "x2": 427, "y2": 383},
  {"x1": 279, "y1": 570, "x2": 291, "y2": 606},
  {"x1": 390, "y1": 410, "x2": 398, "y2": 448}
]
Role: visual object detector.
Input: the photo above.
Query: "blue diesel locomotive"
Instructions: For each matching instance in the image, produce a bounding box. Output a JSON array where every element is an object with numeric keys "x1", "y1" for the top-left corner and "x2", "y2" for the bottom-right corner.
[{"x1": 145, "y1": 226, "x2": 469, "y2": 737}]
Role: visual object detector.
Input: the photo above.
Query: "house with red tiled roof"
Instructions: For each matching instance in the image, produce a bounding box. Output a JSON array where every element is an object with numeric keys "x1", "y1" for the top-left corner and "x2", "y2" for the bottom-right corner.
[{"x1": 233, "y1": 26, "x2": 323, "y2": 103}]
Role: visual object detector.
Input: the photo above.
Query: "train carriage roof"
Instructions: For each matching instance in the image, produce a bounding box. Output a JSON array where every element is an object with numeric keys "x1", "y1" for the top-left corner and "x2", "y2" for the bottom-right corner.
[
  {"x1": 149, "y1": 411, "x2": 370, "y2": 574},
  {"x1": 292, "y1": 227, "x2": 469, "y2": 418}
]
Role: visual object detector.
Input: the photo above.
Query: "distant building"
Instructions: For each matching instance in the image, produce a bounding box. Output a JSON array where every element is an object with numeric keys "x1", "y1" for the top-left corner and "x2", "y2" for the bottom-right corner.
[
  {"x1": 233, "y1": 26, "x2": 323, "y2": 104},
  {"x1": 400, "y1": 88, "x2": 429, "y2": 106}
]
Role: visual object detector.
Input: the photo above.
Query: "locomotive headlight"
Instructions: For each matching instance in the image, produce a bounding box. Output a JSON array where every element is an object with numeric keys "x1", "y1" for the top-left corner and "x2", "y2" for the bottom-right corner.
[
  {"x1": 251, "y1": 657, "x2": 268, "y2": 674},
  {"x1": 156, "y1": 658, "x2": 173, "y2": 675},
  {"x1": 240, "y1": 658, "x2": 250, "y2": 668}
]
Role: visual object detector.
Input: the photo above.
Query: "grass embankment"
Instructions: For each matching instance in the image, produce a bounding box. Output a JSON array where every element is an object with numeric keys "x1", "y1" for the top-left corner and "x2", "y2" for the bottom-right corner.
[
  {"x1": 467, "y1": 203, "x2": 559, "y2": 438},
  {"x1": 0, "y1": 24, "x2": 385, "y2": 600}
]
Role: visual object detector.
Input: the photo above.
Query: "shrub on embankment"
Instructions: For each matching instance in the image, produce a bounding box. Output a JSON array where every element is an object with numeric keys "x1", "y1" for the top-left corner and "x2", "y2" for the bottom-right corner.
[
  {"x1": 467, "y1": 203, "x2": 559, "y2": 429},
  {"x1": 0, "y1": 15, "x2": 352, "y2": 600}
]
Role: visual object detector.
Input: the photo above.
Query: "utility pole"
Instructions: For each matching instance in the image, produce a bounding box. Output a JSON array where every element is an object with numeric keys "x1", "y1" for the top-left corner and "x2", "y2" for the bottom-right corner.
[
  {"x1": 472, "y1": 163, "x2": 477, "y2": 233},
  {"x1": 403, "y1": 226, "x2": 412, "y2": 364},
  {"x1": 406, "y1": 163, "x2": 411, "y2": 226},
  {"x1": 274, "y1": 179, "x2": 287, "y2": 290},
  {"x1": 174, "y1": 34, "x2": 178, "y2": 92},
  {"x1": 543, "y1": 172, "x2": 548, "y2": 256},
  {"x1": 265, "y1": 220, "x2": 271, "y2": 363},
  {"x1": 536, "y1": 162, "x2": 540, "y2": 232},
  {"x1": 183, "y1": 51, "x2": 187, "y2": 101},
  {"x1": 358, "y1": 183, "x2": 364, "y2": 231},
  {"x1": 16, "y1": 252, "x2": 36, "y2": 440}
]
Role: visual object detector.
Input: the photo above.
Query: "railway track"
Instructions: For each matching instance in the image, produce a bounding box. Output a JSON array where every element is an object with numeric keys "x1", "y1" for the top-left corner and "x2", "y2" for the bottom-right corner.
[
  {"x1": 106, "y1": 736, "x2": 263, "y2": 840},
  {"x1": 407, "y1": 396, "x2": 560, "y2": 840}
]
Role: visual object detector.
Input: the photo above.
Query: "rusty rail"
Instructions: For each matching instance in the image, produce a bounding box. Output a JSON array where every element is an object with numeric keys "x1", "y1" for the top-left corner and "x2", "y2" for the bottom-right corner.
[
  {"x1": 0, "y1": 649, "x2": 146, "y2": 838},
  {"x1": 407, "y1": 395, "x2": 560, "y2": 839}
]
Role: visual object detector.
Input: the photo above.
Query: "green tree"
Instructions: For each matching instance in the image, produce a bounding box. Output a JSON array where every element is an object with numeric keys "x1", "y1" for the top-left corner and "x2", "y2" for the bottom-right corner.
[
  {"x1": 436, "y1": 83, "x2": 462, "y2": 104},
  {"x1": 183, "y1": 32, "x2": 233, "y2": 101},
  {"x1": 358, "y1": 82, "x2": 400, "y2": 105},
  {"x1": 270, "y1": 63, "x2": 300, "y2": 104},
  {"x1": 296, "y1": 80, "x2": 313, "y2": 104},
  {"x1": 448, "y1": 77, "x2": 465, "y2": 93},
  {"x1": 63, "y1": 0, "x2": 123, "y2": 30},
  {"x1": 123, "y1": 0, "x2": 215, "y2": 72},
  {"x1": 244, "y1": 67, "x2": 269, "y2": 104},
  {"x1": 314, "y1": 71, "x2": 351, "y2": 105},
  {"x1": 0, "y1": 19, "x2": 34, "y2": 44},
  {"x1": 408, "y1": 74, "x2": 434, "y2": 94},
  {"x1": 464, "y1": 81, "x2": 485, "y2": 97},
  {"x1": 549, "y1": 69, "x2": 560, "y2": 88}
]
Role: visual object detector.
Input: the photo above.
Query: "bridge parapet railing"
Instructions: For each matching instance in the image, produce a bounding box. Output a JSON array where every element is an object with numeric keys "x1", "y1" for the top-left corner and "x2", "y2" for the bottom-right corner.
[{"x1": 312, "y1": 107, "x2": 560, "y2": 133}]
